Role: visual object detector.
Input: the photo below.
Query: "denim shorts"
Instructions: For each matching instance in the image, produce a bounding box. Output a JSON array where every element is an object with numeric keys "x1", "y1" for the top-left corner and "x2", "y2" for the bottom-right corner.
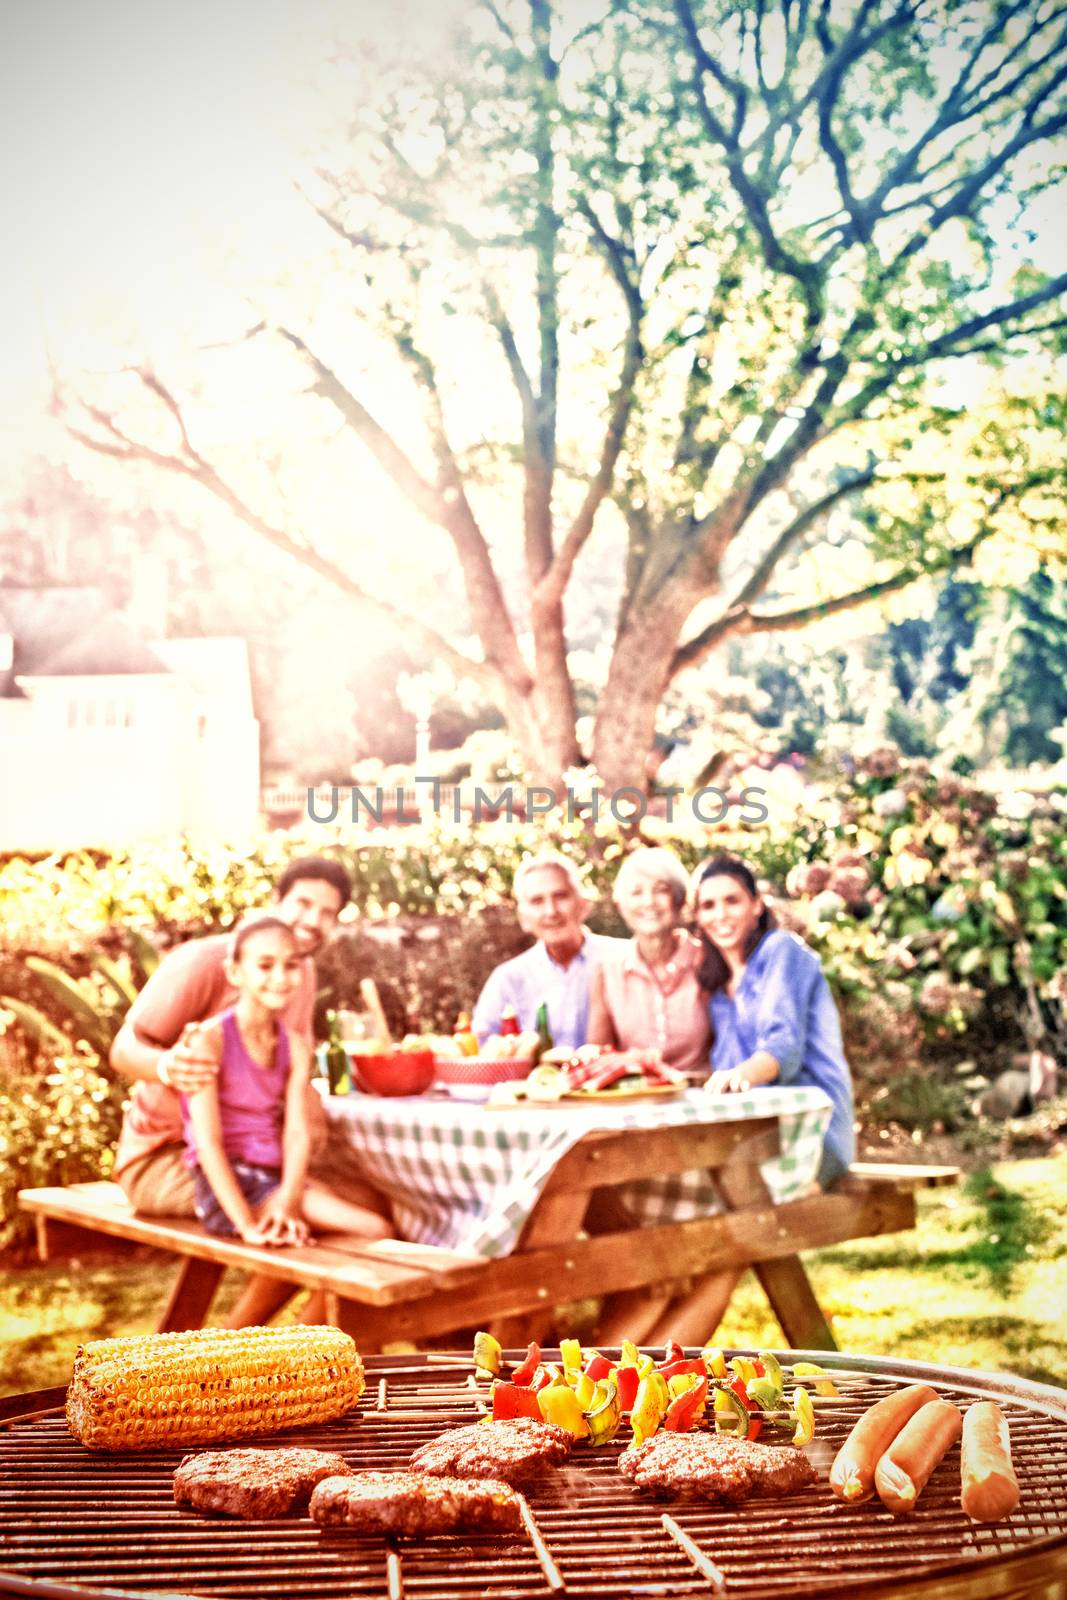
[{"x1": 192, "y1": 1160, "x2": 281, "y2": 1237}]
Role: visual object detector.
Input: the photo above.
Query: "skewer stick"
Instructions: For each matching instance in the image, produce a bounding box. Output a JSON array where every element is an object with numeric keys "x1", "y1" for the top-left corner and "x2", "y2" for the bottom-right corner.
[
  {"x1": 372, "y1": 1361, "x2": 471, "y2": 1376},
  {"x1": 386, "y1": 1541, "x2": 404, "y2": 1600},
  {"x1": 517, "y1": 1496, "x2": 566, "y2": 1592},
  {"x1": 466, "y1": 1374, "x2": 488, "y2": 1413},
  {"x1": 359, "y1": 1408, "x2": 483, "y2": 1421},
  {"x1": 661, "y1": 1514, "x2": 727, "y2": 1594},
  {"x1": 377, "y1": 1379, "x2": 388, "y2": 1411}
]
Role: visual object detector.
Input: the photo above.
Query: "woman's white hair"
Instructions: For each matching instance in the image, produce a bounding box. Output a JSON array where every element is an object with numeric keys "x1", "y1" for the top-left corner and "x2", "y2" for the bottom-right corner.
[
  {"x1": 513, "y1": 851, "x2": 593, "y2": 906},
  {"x1": 612, "y1": 847, "x2": 690, "y2": 911}
]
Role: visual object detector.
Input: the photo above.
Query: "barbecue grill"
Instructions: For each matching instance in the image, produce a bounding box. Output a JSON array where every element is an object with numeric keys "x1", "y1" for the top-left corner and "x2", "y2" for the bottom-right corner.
[{"x1": 2, "y1": 1349, "x2": 1066, "y2": 1600}]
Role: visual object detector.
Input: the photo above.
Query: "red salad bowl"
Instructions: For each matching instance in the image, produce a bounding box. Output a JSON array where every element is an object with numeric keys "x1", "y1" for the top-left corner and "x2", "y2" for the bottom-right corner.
[{"x1": 350, "y1": 1048, "x2": 435, "y2": 1097}]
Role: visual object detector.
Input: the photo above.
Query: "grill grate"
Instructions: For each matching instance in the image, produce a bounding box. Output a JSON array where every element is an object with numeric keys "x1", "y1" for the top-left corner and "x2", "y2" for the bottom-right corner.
[{"x1": 2, "y1": 1351, "x2": 1067, "y2": 1600}]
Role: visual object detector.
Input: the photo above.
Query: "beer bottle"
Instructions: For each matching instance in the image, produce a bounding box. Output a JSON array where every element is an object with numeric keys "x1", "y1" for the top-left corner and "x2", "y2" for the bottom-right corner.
[
  {"x1": 324, "y1": 1009, "x2": 351, "y2": 1095},
  {"x1": 535, "y1": 1000, "x2": 553, "y2": 1060}
]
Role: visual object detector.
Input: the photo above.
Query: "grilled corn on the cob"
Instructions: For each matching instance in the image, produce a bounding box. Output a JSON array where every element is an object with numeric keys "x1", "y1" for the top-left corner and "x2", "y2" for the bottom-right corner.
[{"x1": 66, "y1": 1324, "x2": 364, "y2": 1452}]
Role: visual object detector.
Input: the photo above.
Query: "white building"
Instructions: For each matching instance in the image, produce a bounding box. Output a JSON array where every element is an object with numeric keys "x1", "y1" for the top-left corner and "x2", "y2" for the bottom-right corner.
[{"x1": 0, "y1": 586, "x2": 260, "y2": 851}]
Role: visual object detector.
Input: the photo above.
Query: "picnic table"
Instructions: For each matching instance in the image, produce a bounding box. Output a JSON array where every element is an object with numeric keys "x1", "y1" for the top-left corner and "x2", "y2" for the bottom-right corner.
[
  {"x1": 20, "y1": 1084, "x2": 956, "y2": 1352},
  {"x1": 317, "y1": 1080, "x2": 922, "y2": 1351},
  {"x1": 321, "y1": 1083, "x2": 834, "y2": 1258}
]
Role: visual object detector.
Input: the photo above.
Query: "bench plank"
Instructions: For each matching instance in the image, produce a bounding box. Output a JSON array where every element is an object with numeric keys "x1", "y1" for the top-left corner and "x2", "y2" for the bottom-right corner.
[
  {"x1": 18, "y1": 1185, "x2": 481, "y2": 1308},
  {"x1": 335, "y1": 1179, "x2": 916, "y2": 1346},
  {"x1": 848, "y1": 1161, "x2": 961, "y2": 1189}
]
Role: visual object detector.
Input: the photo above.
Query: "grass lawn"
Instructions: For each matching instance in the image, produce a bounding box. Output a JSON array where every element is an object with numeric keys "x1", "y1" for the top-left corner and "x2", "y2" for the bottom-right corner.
[{"x1": 3, "y1": 1155, "x2": 1066, "y2": 1397}]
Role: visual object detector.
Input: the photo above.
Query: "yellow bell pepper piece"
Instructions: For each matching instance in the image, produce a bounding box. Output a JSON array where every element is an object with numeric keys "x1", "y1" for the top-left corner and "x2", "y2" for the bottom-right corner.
[
  {"x1": 537, "y1": 1382, "x2": 590, "y2": 1439},
  {"x1": 629, "y1": 1374, "x2": 668, "y2": 1447},
  {"x1": 585, "y1": 1378, "x2": 621, "y2": 1445},
  {"x1": 559, "y1": 1337, "x2": 582, "y2": 1374},
  {"x1": 792, "y1": 1385, "x2": 815, "y2": 1447},
  {"x1": 619, "y1": 1339, "x2": 642, "y2": 1370},
  {"x1": 792, "y1": 1361, "x2": 839, "y2": 1398},
  {"x1": 667, "y1": 1371, "x2": 703, "y2": 1400},
  {"x1": 570, "y1": 1369, "x2": 596, "y2": 1410},
  {"x1": 729, "y1": 1356, "x2": 759, "y2": 1386},
  {"x1": 701, "y1": 1345, "x2": 727, "y2": 1378},
  {"x1": 635, "y1": 1353, "x2": 656, "y2": 1380},
  {"x1": 473, "y1": 1330, "x2": 502, "y2": 1378}
]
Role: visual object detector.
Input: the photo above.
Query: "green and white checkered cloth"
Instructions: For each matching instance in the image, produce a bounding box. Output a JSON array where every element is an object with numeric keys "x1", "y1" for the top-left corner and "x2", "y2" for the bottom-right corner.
[{"x1": 322, "y1": 1086, "x2": 832, "y2": 1260}]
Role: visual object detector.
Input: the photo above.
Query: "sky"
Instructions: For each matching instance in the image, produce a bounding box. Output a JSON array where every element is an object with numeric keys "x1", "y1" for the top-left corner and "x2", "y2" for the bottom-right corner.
[
  {"x1": 1, "y1": 0, "x2": 1063, "y2": 563},
  {"x1": 0, "y1": 0, "x2": 466, "y2": 460}
]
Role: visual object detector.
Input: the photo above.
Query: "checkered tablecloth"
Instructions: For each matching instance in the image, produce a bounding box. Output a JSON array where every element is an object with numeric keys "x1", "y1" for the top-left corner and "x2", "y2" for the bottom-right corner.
[{"x1": 322, "y1": 1085, "x2": 833, "y2": 1259}]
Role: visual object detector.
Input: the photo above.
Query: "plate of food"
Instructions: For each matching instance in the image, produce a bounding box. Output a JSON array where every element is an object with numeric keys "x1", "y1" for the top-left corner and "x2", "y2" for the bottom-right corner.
[
  {"x1": 564, "y1": 1080, "x2": 683, "y2": 1102},
  {"x1": 487, "y1": 1048, "x2": 686, "y2": 1107}
]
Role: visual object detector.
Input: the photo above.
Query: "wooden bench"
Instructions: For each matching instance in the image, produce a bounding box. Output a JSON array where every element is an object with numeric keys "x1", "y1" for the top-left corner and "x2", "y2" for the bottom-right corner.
[{"x1": 18, "y1": 1124, "x2": 958, "y2": 1353}]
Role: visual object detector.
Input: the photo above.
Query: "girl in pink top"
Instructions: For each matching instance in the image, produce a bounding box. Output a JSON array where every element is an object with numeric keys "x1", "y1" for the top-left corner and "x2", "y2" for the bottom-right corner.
[
  {"x1": 587, "y1": 847, "x2": 711, "y2": 1079},
  {"x1": 182, "y1": 916, "x2": 391, "y2": 1248}
]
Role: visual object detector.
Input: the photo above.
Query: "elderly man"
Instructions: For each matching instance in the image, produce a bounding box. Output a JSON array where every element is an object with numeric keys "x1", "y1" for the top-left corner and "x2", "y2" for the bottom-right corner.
[{"x1": 471, "y1": 851, "x2": 620, "y2": 1049}]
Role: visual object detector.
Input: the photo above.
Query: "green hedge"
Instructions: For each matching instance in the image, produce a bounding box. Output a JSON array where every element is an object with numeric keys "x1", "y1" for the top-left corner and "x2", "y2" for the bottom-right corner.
[{"x1": 1, "y1": 751, "x2": 1063, "y2": 1248}]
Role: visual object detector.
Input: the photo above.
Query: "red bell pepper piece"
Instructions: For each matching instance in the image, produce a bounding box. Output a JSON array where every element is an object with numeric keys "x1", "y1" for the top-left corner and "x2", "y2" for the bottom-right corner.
[
  {"x1": 659, "y1": 1358, "x2": 708, "y2": 1382},
  {"x1": 663, "y1": 1377, "x2": 708, "y2": 1432},
  {"x1": 661, "y1": 1340, "x2": 685, "y2": 1367},
  {"x1": 511, "y1": 1342, "x2": 541, "y2": 1387},
  {"x1": 615, "y1": 1365, "x2": 640, "y2": 1411},
  {"x1": 584, "y1": 1353, "x2": 614, "y2": 1382},
  {"x1": 492, "y1": 1382, "x2": 542, "y2": 1421}
]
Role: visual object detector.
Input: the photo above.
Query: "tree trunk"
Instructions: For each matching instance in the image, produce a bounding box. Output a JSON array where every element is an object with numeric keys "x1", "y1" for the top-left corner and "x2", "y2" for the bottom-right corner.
[{"x1": 592, "y1": 587, "x2": 699, "y2": 792}]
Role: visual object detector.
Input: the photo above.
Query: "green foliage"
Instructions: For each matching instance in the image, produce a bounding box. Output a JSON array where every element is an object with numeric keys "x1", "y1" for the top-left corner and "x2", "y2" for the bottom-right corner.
[
  {"x1": 0, "y1": 946, "x2": 159, "y2": 1065},
  {"x1": 0, "y1": 1054, "x2": 126, "y2": 1249},
  {"x1": 0, "y1": 754, "x2": 1062, "y2": 1249}
]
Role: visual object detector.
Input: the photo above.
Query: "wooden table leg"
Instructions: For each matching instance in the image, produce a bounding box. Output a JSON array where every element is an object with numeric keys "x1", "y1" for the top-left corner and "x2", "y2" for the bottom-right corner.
[
  {"x1": 329, "y1": 1295, "x2": 387, "y2": 1353},
  {"x1": 157, "y1": 1258, "x2": 226, "y2": 1332},
  {"x1": 486, "y1": 1186, "x2": 592, "y2": 1350},
  {"x1": 749, "y1": 1257, "x2": 837, "y2": 1351},
  {"x1": 487, "y1": 1309, "x2": 556, "y2": 1349},
  {"x1": 716, "y1": 1140, "x2": 838, "y2": 1352}
]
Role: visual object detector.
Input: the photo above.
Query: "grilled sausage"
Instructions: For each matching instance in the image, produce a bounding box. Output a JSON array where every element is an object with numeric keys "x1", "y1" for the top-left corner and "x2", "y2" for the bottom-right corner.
[
  {"x1": 830, "y1": 1384, "x2": 940, "y2": 1503},
  {"x1": 874, "y1": 1400, "x2": 963, "y2": 1513},
  {"x1": 960, "y1": 1401, "x2": 1020, "y2": 1522}
]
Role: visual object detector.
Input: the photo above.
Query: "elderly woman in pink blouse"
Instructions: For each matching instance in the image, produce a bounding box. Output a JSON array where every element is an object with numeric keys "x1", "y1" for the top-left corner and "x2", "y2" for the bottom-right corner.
[{"x1": 587, "y1": 847, "x2": 711, "y2": 1079}]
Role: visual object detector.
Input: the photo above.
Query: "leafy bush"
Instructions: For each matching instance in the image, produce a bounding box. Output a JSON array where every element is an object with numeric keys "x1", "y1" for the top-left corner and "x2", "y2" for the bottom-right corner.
[
  {"x1": 0, "y1": 752, "x2": 1062, "y2": 1250},
  {"x1": 0, "y1": 1051, "x2": 125, "y2": 1249}
]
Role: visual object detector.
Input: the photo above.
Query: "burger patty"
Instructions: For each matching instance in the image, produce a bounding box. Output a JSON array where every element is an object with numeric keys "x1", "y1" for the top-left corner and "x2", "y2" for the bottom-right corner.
[
  {"x1": 619, "y1": 1432, "x2": 816, "y2": 1503},
  {"x1": 173, "y1": 1446, "x2": 352, "y2": 1519},
  {"x1": 309, "y1": 1471, "x2": 522, "y2": 1535},
  {"x1": 410, "y1": 1417, "x2": 573, "y2": 1484}
]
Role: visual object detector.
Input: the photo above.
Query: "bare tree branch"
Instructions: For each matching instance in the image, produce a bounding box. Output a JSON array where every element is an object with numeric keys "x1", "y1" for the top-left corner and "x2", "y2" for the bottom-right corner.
[
  {"x1": 59, "y1": 376, "x2": 503, "y2": 692},
  {"x1": 536, "y1": 252, "x2": 643, "y2": 609},
  {"x1": 674, "y1": 0, "x2": 824, "y2": 328},
  {"x1": 278, "y1": 328, "x2": 445, "y2": 524},
  {"x1": 668, "y1": 532, "x2": 989, "y2": 676},
  {"x1": 730, "y1": 468, "x2": 879, "y2": 610}
]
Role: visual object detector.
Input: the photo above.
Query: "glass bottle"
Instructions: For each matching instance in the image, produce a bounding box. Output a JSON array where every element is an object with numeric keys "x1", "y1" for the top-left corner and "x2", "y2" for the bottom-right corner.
[
  {"x1": 324, "y1": 1008, "x2": 351, "y2": 1095},
  {"x1": 453, "y1": 1011, "x2": 479, "y2": 1056},
  {"x1": 535, "y1": 1000, "x2": 553, "y2": 1061}
]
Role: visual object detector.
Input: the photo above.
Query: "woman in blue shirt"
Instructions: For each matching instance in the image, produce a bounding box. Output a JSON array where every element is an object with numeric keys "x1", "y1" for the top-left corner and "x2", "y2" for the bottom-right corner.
[{"x1": 694, "y1": 855, "x2": 855, "y2": 1186}]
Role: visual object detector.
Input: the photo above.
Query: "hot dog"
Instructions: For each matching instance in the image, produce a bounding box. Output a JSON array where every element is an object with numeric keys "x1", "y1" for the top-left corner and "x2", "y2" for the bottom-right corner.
[
  {"x1": 830, "y1": 1383, "x2": 940, "y2": 1503},
  {"x1": 874, "y1": 1399, "x2": 963, "y2": 1513},
  {"x1": 960, "y1": 1401, "x2": 1020, "y2": 1522}
]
